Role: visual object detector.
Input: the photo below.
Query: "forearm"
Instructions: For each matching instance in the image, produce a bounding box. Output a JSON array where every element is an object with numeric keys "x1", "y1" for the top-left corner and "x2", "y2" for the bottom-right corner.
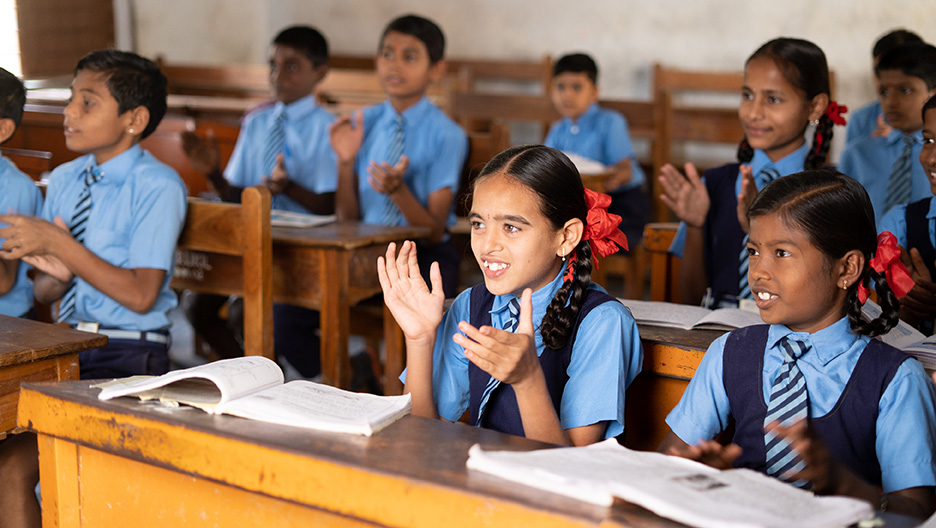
[
  {"x1": 513, "y1": 371, "x2": 572, "y2": 446},
  {"x1": 206, "y1": 168, "x2": 243, "y2": 203},
  {"x1": 677, "y1": 226, "x2": 710, "y2": 305},
  {"x1": 282, "y1": 184, "x2": 335, "y2": 215},
  {"x1": 392, "y1": 185, "x2": 447, "y2": 243},
  {"x1": 829, "y1": 471, "x2": 933, "y2": 518},
  {"x1": 335, "y1": 161, "x2": 360, "y2": 221},
  {"x1": 0, "y1": 259, "x2": 17, "y2": 295},
  {"x1": 402, "y1": 336, "x2": 439, "y2": 420}
]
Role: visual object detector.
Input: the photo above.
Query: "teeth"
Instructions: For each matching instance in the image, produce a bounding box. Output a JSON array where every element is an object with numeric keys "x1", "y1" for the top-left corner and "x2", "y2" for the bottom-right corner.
[
  {"x1": 757, "y1": 291, "x2": 772, "y2": 300},
  {"x1": 484, "y1": 261, "x2": 508, "y2": 271}
]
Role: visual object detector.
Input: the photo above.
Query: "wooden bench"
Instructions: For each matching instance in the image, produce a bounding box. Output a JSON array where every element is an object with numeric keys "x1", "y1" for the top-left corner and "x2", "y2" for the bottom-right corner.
[{"x1": 0, "y1": 146, "x2": 51, "y2": 181}]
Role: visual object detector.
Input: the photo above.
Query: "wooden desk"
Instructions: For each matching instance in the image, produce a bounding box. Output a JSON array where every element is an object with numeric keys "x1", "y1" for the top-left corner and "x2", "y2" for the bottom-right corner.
[
  {"x1": 19, "y1": 380, "x2": 687, "y2": 528},
  {"x1": 172, "y1": 222, "x2": 429, "y2": 392},
  {"x1": 0, "y1": 316, "x2": 106, "y2": 439},
  {"x1": 643, "y1": 223, "x2": 680, "y2": 302}
]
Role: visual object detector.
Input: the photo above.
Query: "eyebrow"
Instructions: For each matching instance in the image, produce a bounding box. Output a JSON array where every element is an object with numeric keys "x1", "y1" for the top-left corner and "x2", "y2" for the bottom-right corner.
[
  {"x1": 467, "y1": 212, "x2": 532, "y2": 226},
  {"x1": 742, "y1": 85, "x2": 787, "y2": 97}
]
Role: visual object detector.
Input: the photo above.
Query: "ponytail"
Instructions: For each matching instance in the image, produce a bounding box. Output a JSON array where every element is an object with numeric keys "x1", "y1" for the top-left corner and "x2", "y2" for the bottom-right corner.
[
  {"x1": 846, "y1": 268, "x2": 900, "y2": 338},
  {"x1": 541, "y1": 242, "x2": 593, "y2": 350}
]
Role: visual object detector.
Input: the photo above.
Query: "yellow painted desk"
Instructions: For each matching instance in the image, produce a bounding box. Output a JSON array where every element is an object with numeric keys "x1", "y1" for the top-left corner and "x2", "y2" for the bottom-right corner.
[
  {"x1": 19, "y1": 380, "x2": 687, "y2": 528},
  {"x1": 172, "y1": 222, "x2": 429, "y2": 392},
  {"x1": 0, "y1": 315, "x2": 107, "y2": 439}
]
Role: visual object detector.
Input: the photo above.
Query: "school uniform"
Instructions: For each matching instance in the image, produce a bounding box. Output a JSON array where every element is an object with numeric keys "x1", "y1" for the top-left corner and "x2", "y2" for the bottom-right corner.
[
  {"x1": 839, "y1": 128, "x2": 928, "y2": 226},
  {"x1": 224, "y1": 94, "x2": 338, "y2": 212},
  {"x1": 669, "y1": 144, "x2": 808, "y2": 307},
  {"x1": 666, "y1": 318, "x2": 936, "y2": 492},
  {"x1": 43, "y1": 145, "x2": 187, "y2": 378},
  {"x1": 0, "y1": 156, "x2": 43, "y2": 317},
  {"x1": 544, "y1": 102, "x2": 650, "y2": 245},
  {"x1": 846, "y1": 100, "x2": 883, "y2": 145},
  {"x1": 356, "y1": 96, "x2": 468, "y2": 297},
  {"x1": 402, "y1": 269, "x2": 644, "y2": 439},
  {"x1": 879, "y1": 197, "x2": 936, "y2": 333}
]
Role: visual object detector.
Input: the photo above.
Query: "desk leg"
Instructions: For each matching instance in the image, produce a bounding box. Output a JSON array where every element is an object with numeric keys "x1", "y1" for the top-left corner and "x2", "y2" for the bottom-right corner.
[
  {"x1": 37, "y1": 434, "x2": 80, "y2": 528},
  {"x1": 383, "y1": 303, "x2": 405, "y2": 395},
  {"x1": 320, "y1": 249, "x2": 351, "y2": 388}
]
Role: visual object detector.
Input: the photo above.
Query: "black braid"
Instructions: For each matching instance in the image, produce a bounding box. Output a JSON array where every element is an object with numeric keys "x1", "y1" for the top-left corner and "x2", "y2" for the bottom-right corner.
[
  {"x1": 736, "y1": 138, "x2": 754, "y2": 164},
  {"x1": 804, "y1": 114, "x2": 834, "y2": 169},
  {"x1": 540, "y1": 241, "x2": 592, "y2": 350},
  {"x1": 846, "y1": 268, "x2": 900, "y2": 337}
]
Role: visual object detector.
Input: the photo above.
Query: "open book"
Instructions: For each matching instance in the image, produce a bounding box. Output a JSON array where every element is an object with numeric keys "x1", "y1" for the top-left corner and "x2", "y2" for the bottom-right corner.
[
  {"x1": 618, "y1": 299, "x2": 763, "y2": 331},
  {"x1": 96, "y1": 357, "x2": 411, "y2": 436},
  {"x1": 561, "y1": 151, "x2": 609, "y2": 175},
  {"x1": 467, "y1": 439, "x2": 872, "y2": 528},
  {"x1": 270, "y1": 209, "x2": 336, "y2": 228},
  {"x1": 867, "y1": 301, "x2": 936, "y2": 370}
]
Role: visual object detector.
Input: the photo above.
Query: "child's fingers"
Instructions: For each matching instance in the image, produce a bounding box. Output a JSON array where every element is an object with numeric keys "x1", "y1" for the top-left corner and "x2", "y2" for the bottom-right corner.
[
  {"x1": 377, "y1": 255, "x2": 392, "y2": 293},
  {"x1": 454, "y1": 322, "x2": 511, "y2": 360},
  {"x1": 683, "y1": 162, "x2": 702, "y2": 185},
  {"x1": 382, "y1": 242, "x2": 400, "y2": 284},
  {"x1": 394, "y1": 240, "x2": 412, "y2": 280},
  {"x1": 428, "y1": 260, "x2": 444, "y2": 297},
  {"x1": 517, "y1": 289, "x2": 534, "y2": 336},
  {"x1": 405, "y1": 240, "x2": 421, "y2": 279}
]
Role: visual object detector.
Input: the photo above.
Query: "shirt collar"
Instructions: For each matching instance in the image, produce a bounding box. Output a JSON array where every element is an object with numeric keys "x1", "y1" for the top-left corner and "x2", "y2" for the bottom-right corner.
[
  {"x1": 766, "y1": 316, "x2": 860, "y2": 365},
  {"x1": 380, "y1": 96, "x2": 432, "y2": 129},
  {"x1": 275, "y1": 93, "x2": 320, "y2": 121},
  {"x1": 489, "y1": 267, "x2": 566, "y2": 330},
  {"x1": 884, "y1": 127, "x2": 922, "y2": 145},
  {"x1": 562, "y1": 102, "x2": 600, "y2": 126},
  {"x1": 91, "y1": 144, "x2": 143, "y2": 184},
  {"x1": 749, "y1": 142, "x2": 809, "y2": 183}
]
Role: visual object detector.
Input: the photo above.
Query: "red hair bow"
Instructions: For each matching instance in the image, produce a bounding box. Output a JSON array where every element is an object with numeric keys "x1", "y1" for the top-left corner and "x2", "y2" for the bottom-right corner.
[
  {"x1": 563, "y1": 188, "x2": 629, "y2": 282},
  {"x1": 857, "y1": 231, "x2": 915, "y2": 305},
  {"x1": 824, "y1": 101, "x2": 848, "y2": 127}
]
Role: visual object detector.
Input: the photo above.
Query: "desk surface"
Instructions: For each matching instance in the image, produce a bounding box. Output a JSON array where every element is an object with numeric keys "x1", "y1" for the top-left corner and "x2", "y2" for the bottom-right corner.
[
  {"x1": 20, "y1": 380, "x2": 685, "y2": 528},
  {"x1": 271, "y1": 221, "x2": 430, "y2": 250}
]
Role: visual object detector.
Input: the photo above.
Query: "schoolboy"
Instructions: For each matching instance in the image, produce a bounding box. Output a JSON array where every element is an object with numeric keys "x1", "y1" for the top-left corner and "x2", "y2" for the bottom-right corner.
[
  {"x1": 0, "y1": 67, "x2": 42, "y2": 318},
  {"x1": 840, "y1": 42, "x2": 936, "y2": 225},
  {"x1": 847, "y1": 29, "x2": 924, "y2": 144},
  {"x1": 330, "y1": 14, "x2": 467, "y2": 298},
  {"x1": 0, "y1": 50, "x2": 187, "y2": 379},
  {"x1": 181, "y1": 26, "x2": 337, "y2": 376},
  {"x1": 544, "y1": 53, "x2": 649, "y2": 246}
]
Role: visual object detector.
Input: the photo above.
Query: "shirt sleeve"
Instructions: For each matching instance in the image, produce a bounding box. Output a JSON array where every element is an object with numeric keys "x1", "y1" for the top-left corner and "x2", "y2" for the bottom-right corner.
[
  {"x1": 426, "y1": 123, "x2": 468, "y2": 195},
  {"x1": 127, "y1": 172, "x2": 188, "y2": 270},
  {"x1": 560, "y1": 301, "x2": 643, "y2": 438},
  {"x1": 223, "y1": 113, "x2": 258, "y2": 188},
  {"x1": 878, "y1": 205, "x2": 908, "y2": 248},
  {"x1": 604, "y1": 114, "x2": 646, "y2": 188},
  {"x1": 875, "y1": 358, "x2": 936, "y2": 493},
  {"x1": 669, "y1": 221, "x2": 688, "y2": 258},
  {"x1": 543, "y1": 122, "x2": 559, "y2": 149},
  {"x1": 665, "y1": 333, "x2": 733, "y2": 444}
]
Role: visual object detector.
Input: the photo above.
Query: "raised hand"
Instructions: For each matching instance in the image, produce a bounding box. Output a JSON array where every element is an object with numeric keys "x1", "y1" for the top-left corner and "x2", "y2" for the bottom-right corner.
[
  {"x1": 659, "y1": 162, "x2": 710, "y2": 228},
  {"x1": 871, "y1": 112, "x2": 893, "y2": 139},
  {"x1": 736, "y1": 164, "x2": 758, "y2": 233},
  {"x1": 368, "y1": 155, "x2": 409, "y2": 195},
  {"x1": 603, "y1": 158, "x2": 632, "y2": 193},
  {"x1": 329, "y1": 111, "x2": 364, "y2": 164},
  {"x1": 377, "y1": 240, "x2": 445, "y2": 346},
  {"x1": 22, "y1": 254, "x2": 72, "y2": 283},
  {"x1": 898, "y1": 247, "x2": 936, "y2": 326},
  {"x1": 180, "y1": 129, "x2": 220, "y2": 175}
]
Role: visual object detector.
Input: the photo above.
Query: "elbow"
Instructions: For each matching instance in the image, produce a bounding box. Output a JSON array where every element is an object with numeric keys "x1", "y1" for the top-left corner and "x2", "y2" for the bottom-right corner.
[{"x1": 128, "y1": 290, "x2": 160, "y2": 315}]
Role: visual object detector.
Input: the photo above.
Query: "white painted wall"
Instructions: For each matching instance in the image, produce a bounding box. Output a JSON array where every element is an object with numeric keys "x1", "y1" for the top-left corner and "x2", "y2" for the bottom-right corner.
[{"x1": 130, "y1": 0, "x2": 936, "y2": 161}]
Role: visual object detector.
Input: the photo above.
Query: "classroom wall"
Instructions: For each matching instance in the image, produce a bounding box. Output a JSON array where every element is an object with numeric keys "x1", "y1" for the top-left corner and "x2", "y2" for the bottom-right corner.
[{"x1": 130, "y1": 0, "x2": 936, "y2": 162}]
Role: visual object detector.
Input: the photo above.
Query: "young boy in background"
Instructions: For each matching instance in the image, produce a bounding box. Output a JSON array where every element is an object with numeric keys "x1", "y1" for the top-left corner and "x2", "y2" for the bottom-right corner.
[
  {"x1": 181, "y1": 26, "x2": 337, "y2": 377},
  {"x1": 330, "y1": 14, "x2": 467, "y2": 298},
  {"x1": 0, "y1": 67, "x2": 43, "y2": 318},
  {"x1": 544, "y1": 53, "x2": 650, "y2": 248},
  {"x1": 840, "y1": 42, "x2": 936, "y2": 225}
]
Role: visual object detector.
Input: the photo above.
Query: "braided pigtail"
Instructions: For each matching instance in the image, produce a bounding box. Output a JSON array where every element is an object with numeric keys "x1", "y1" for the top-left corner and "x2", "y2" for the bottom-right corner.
[
  {"x1": 737, "y1": 138, "x2": 754, "y2": 164},
  {"x1": 846, "y1": 268, "x2": 900, "y2": 338},
  {"x1": 540, "y1": 242, "x2": 593, "y2": 350},
  {"x1": 805, "y1": 114, "x2": 835, "y2": 169}
]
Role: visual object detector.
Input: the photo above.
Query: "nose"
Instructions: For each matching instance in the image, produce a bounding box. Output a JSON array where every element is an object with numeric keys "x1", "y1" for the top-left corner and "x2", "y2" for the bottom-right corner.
[
  {"x1": 473, "y1": 226, "x2": 501, "y2": 257},
  {"x1": 923, "y1": 141, "x2": 936, "y2": 169},
  {"x1": 63, "y1": 97, "x2": 79, "y2": 120},
  {"x1": 747, "y1": 249, "x2": 768, "y2": 283},
  {"x1": 743, "y1": 96, "x2": 765, "y2": 122}
]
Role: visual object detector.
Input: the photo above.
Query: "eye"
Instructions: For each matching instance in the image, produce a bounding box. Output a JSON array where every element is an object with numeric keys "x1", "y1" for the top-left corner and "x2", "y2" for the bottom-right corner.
[
  {"x1": 286, "y1": 63, "x2": 299, "y2": 73},
  {"x1": 504, "y1": 224, "x2": 520, "y2": 234},
  {"x1": 83, "y1": 97, "x2": 94, "y2": 108},
  {"x1": 381, "y1": 50, "x2": 393, "y2": 60},
  {"x1": 740, "y1": 89, "x2": 754, "y2": 101},
  {"x1": 404, "y1": 52, "x2": 417, "y2": 62},
  {"x1": 901, "y1": 87, "x2": 913, "y2": 95},
  {"x1": 923, "y1": 137, "x2": 935, "y2": 145},
  {"x1": 747, "y1": 247, "x2": 758, "y2": 257},
  {"x1": 767, "y1": 95, "x2": 781, "y2": 104},
  {"x1": 470, "y1": 220, "x2": 485, "y2": 230},
  {"x1": 775, "y1": 249, "x2": 791, "y2": 258},
  {"x1": 879, "y1": 87, "x2": 889, "y2": 98}
]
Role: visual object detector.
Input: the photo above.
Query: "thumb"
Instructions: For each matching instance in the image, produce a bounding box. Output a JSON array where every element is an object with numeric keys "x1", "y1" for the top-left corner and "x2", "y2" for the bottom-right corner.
[
  {"x1": 276, "y1": 152, "x2": 285, "y2": 167},
  {"x1": 53, "y1": 216, "x2": 68, "y2": 229},
  {"x1": 395, "y1": 154, "x2": 410, "y2": 174},
  {"x1": 517, "y1": 288, "x2": 535, "y2": 336}
]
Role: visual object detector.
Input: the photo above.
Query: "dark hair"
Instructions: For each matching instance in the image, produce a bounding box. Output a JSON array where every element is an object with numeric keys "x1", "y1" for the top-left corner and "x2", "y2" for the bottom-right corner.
[
  {"x1": 736, "y1": 38, "x2": 832, "y2": 170},
  {"x1": 381, "y1": 14, "x2": 445, "y2": 64},
  {"x1": 471, "y1": 145, "x2": 590, "y2": 350},
  {"x1": 0, "y1": 67, "x2": 25, "y2": 131},
  {"x1": 747, "y1": 170, "x2": 899, "y2": 337},
  {"x1": 875, "y1": 42, "x2": 936, "y2": 91},
  {"x1": 924, "y1": 94, "x2": 936, "y2": 121},
  {"x1": 74, "y1": 50, "x2": 167, "y2": 139},
  {"x1": 873, "y1": 29, "x2": 923, "y2": 60},
  {"x1": 553, "y1": 53, "x2": 598, "y2": 84},
  {"x1": 273, "y1": 25, "x2": 329, "y2": 68}
]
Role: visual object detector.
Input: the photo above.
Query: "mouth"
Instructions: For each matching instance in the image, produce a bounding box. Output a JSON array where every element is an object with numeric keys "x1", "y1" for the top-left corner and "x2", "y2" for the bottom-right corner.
[
  {"x1": 481, "y1": 259, "x2": 510, "y2": 278},
  {"x1": 63, "y1": 124, "x2": 78, "y2": 136},
  {"x1": 884, "y1": 112, "x2": 903, "y2": 124},
  {"x1": 744, "y1": 125, "x2": 771, "y2": 137},
  {"x1": 754, "y1": 289, "x2": 777, "y2": 308}
]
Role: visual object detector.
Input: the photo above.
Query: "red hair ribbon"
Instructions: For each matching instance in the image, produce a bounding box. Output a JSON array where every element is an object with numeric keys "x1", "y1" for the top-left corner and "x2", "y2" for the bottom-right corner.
[
  {"x1": 825, "y1": 101, "x2": 848, "y2": 127},
  {"x1": 563, "y1": 188, "x2": 629, "y2": 282},
  {"x1": 857, "y1": 231, "x2": 915, "y2": 305}
]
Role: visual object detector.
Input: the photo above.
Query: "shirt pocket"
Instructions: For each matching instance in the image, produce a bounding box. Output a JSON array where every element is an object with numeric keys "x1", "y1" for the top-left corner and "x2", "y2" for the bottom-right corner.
[{"x1": 84, "y1": 228, "x2": 131, "y2": 268}]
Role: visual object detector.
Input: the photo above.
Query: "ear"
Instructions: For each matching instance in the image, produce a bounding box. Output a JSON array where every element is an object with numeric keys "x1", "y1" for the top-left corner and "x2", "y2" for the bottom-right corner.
[
  {"x1": 556, "y1": 218, "x2": 584, "y2": 258},
  {"x1": 837, "y1": 249, "x2": 865, "y2": 289},
  {"x1": 312, "y1": 64, "x2": 329, "y2": 85},
  {"x1": 428, "y1": 59, "x2": 447, "y2": 83},
  {"x1": 0, "y1": 118, "x2": 15, "y2": 145},
  {"x1": 807, "y1": 92, "x2": 830, "y2": 123},
  {"x1": 125, "y1": 106, "x2": 150, "y2": 140}
]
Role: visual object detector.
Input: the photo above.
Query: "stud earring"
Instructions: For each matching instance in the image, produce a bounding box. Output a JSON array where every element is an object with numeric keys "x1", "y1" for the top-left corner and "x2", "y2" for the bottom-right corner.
[
  {"x1": 841, "y1": 279, "x2": 848, "y2": 289},
  {"x1": 811, "y1": 119, "x2": 820, "y2": 126},
  {"x1": 561, "y1": 254, "x2": 566, "y2": 262},
  {"x1": 128, "y1": 128, "x2": 135, "y2": 134}
]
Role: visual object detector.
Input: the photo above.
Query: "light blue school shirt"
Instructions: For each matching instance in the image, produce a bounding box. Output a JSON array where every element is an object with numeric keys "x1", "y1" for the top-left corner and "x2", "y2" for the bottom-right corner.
[
  {"x1": 669, "y1": 143, "x2": 809, "y2": 258},
  {"x1": 42, "y1": 145, "x2": 187, "y2": 330},
  {"x1": 878, "y1": 197, "x2": 936, "y2": 248},
  {"x1": 356, "y1": 97, "x2": 467, "y2": 227},
  {"x1": 543, "y1": 102, "x2": 646, "y2": 191},
  {"x1": 0, "y1": 156, "x2": 43, "y2": 317},
  {"x1": 224, "y1": 94, "x2": 337, "y2": 213},
  {"x1": 666, "y1": 317, "x2": 936, "y2": 493},
  {"x1": 846, "y1": 100, "x2": 883, "y2": 145},
  {"x1": 401, "y1": 269, "x2": 644, "y2": 438},
  {"x1": 839, "y1": 128, "x2": 928, "y2": 226}
]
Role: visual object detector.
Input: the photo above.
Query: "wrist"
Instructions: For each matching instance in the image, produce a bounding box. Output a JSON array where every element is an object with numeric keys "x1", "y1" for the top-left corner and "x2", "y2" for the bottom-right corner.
[{"x1": 510, "y1": 364, "x2": 546, "y2": 394}]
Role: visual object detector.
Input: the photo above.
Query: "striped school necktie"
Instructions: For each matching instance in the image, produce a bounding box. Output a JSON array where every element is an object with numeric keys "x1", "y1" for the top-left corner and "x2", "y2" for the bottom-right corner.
[
  {"x1": 764, "y1": 336, "x2": 810, "y2": 487},
  {"x1": 475, "y1": 297, "x2": 521, "y2": 427},
  {"x1": 263, "y1": 108, "x2": 287, "y2": 176},
  {"x1": 382, "y1": 115, "x2": 405, "y2": 226},
  {"x1": 738, "y1": 167, "x2": 780, "y2": 300},
  {"x1": 57, "y1": 166, "x2": 103, "y2": 323},
  {"x1": 883, "y1": 135, "x2": 916, "y2": 215}
]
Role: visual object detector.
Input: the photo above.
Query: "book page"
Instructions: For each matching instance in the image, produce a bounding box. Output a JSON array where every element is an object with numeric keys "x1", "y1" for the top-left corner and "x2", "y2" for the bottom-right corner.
[
  {"x1": 691, "y1": 308, "x2": 763, "y2": 331},
  {"x1": 869, "y1": 299, "x2": 926, "y2": 350},
  {"x1": 97, "y1": 356, "x2": 284, "y2": 413},
  {"x1": 467, "y1": 440, "x2": 872, "y2": 528},
  {"x1": 270, "y1": 210, "x2": 336, "y2": 228},
  {"x1": 218, "y1": 380, "x2": 412, "y2": 436},
  {"x1": 899, "y1": 336, "x2": 936, "y2": 371},
  {"x1": 561, "y1": 151, "x2": 608, "y2": 175},
  {"x1": 617, "y1": 299, "x2": 713, "y2": 330}
]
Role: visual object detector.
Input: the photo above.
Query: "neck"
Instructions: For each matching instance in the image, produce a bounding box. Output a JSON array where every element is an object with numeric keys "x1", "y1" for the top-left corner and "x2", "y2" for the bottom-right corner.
[{"x1": 389, "y1": 94, "x2": 423, "y2": 114}]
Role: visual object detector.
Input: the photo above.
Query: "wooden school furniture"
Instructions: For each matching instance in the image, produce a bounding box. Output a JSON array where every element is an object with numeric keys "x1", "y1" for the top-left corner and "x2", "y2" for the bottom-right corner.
[
  {"x1": 0, "y1": 315, "x2": 106, "y2": 439},
  {"x1": 171, "y1": 186, "x2": 273, "y2": 360},
  {"x1": 642, "y1": 222, "x2": 681, "y2": 303},
  {"x1": 20, "y1": 379, "x2": 690, "y2": 528},
  {"x1": 0, "y1": 147, "x2": 52, "y2": 182}
]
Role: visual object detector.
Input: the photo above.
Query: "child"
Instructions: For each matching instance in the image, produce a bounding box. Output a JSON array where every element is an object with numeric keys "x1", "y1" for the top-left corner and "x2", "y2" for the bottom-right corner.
[
  {"x1": 661, "y1": 170, "x2": 936, "y2": 518},
  {"x1": 847, "y1": 29, "x2": 924, "y2": 145},
  {"x1": 330, "y1": 14, "x2": 467, "y2": 298},
  {"x1": 181, "y1": 25, "x2": 337, "y2": 376},
  {"x1": 839, "y1": 42, "x2": 936, "y2": 225},
  {"x1": 0, "y1": 50, "x2": 186, "y2": 379},
  {"x1": 0, "y1": 67, "x2": 43, "y2": 318},
  {"x1": 661, "y1": 38, "x2": 841, "y2": 308},
  {"x1": 379, "y1": 145, "x2": 643, "y2": 446},
  {"x1": 878, "y1": 94, "x2": 936, "y2": 331},
  {"x1": 544, "y1": 53, "x2": 650, "y2": 247}
]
